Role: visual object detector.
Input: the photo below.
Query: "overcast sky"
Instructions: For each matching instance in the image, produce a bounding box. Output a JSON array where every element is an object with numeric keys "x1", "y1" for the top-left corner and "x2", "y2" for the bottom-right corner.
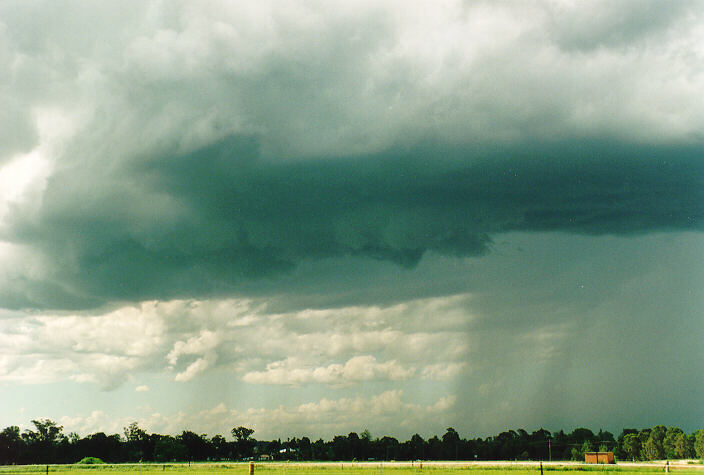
[{"x1": 0, "y1": 0, "x2": 703, "y2": 440}]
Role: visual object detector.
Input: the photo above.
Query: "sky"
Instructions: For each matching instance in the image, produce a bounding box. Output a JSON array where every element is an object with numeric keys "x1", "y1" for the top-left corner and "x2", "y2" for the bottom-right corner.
[{"x1": 0, "y1": 0, "x2": 703, "y2": 441}]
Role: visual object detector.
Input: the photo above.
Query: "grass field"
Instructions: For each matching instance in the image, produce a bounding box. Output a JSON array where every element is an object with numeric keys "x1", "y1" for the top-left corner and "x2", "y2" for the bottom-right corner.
[{"x1": 1, "y1": 462, "x2": 703, "y2": 475}]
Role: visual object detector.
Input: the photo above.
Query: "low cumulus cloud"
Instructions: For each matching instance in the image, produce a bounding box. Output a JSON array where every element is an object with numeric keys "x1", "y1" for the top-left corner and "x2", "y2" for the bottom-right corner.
[
  {"x1": 242, "y1": 355, "x2": 417, "y2": 386},
  {"x1": 57, "y1": 390, "x2": 457, "y2": 439},
  {"x1": 0, "y1": 294, "x2": 474, "y2": 390},
  {"x1": 0, "y1": 0, "x2": 702, "y2": 310}
]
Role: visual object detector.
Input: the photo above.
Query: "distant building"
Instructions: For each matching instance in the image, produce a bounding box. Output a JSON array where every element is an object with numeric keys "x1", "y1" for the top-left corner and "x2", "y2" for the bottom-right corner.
[{"x1": 585, "y1": 452, "x2": 614, "y2": 464}]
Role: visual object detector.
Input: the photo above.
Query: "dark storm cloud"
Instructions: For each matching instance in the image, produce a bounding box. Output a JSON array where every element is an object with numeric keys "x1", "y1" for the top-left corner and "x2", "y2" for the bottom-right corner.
[
  {"x1": 3, "y1": 136, "x2": 702, "y2": 309},
  {"x1": 1, "y1": 0, "x2": 703, "y2": 310}
]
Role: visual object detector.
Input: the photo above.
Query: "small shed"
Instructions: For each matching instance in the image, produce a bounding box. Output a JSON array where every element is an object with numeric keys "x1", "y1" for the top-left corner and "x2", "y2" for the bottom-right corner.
[{"x1": 585, "y1": 452, "x2": 614, "y2": 464}]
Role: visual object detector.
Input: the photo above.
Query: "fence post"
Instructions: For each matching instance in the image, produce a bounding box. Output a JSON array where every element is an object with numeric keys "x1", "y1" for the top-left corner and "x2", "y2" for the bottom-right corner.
[
  {"x1": 248, "y1": 461, "x2": 254, "y2": 475},
  {"x1": 46, "y1": 465, "x2": 49, "y2": 475},
  {"x1": 540, "y1": 461, "x2": 543, "y2": 475}
]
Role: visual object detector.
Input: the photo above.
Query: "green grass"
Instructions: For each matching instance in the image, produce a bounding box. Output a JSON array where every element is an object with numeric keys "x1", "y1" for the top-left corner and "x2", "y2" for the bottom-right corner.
[{"x1": 1, "y1": 464, "x2": 702, "y2": 475}]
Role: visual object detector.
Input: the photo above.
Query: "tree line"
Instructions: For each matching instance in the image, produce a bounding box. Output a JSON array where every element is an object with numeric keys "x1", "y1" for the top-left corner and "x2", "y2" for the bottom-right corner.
[{"x1": 1, "y1": 419, "x2": 703, "y2": 465}]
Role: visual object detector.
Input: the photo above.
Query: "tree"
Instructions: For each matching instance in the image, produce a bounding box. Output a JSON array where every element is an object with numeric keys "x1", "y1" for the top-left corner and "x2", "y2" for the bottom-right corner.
[
  {"x1": 643, "y1": 437, "x2": 661, "y2": 461},
  {"x1": 569, "y1": 428, "x2": 595, "y2": 444},
  {"x1": 663, "y1": 427, "x2": 684, "y2": 459},
  {"x1": 379, "y1": 436, "x2": 399, "y2": 461},
  {"x1": 636, "y1": 429, "x2": 651, "y2": 460},
  {"x1": 616, "y1": 429, "x2": 638, "y2": 460},
  {"x1": 410, "y1": 434, "x2": 425, "y2": 460},
  {"x1": 180, "y1": 431, "x2": 211, "y2": 461},
  {"x1": 442, "y1": 428, "x2": 460, "y2": 460},
  {"x1": 299, "y1": 436, "x2": 312, "y2": 460},
  {"x1": 153, "y1": 435, "x2": 185, "y2": 462},
  {"x1": 348, "y1": 432, "x2": 360, "y2": 460},
  {"x1": 359, "y1": 430, "x2": 372, "y2": 459},
  {"x1": 22, "y1": 419, "x2": 64, "y2": 463},
  {"x1": 25, "y1": 419, "x2": 63, "y2": 445},
  {"x1": 123, "y1": 422, "x2": 147, "y2": 443},
  {"x1": 580, "y1": 440, "x2": 593, "y2": 459},
  {"x1": 596, "y1": 429, "x2": 615, "y2": 444},
  {"x1": 642, "y1": 426, "x2": 666, "y2": 460},
  {"x1": 672, "y1": 432, "x2": 691, "y2": 459},
  {"x1": 122, "y1": 422, "x2": 149, "y2": 461},
  {"x1": 570, "y1": 447, "x2": 581, "y2": 461},
  {"x1": 77, "y1": 432, "x2": 122, "y2": 463},
  {"x1": 331, "y1": 435, "x2": 350, "y2": 460},
  {"x1": 231, "y1": 426, "x2": 254, "y2": 459},
  {"x1": 529, "y1": 429, "x2": 552, "y2": 461},
  {"x1": 622, "y1": 433, "x2": 641, "y2": 461},
  {"x1": 0, "y1": 426, "x2": 24, "y2": 464},
  {"x1": 694, "y1": 430, "x2": 704, "y2": 459},
  {"x1": 231, "y1": 426, "x2": 254, "y2": 442},
  {"x1": 210, "y1": 435, "x2": 230, "y2": 460},
  {"x1": 311, "y1": 438, "x2": 327, "y2": 460}
]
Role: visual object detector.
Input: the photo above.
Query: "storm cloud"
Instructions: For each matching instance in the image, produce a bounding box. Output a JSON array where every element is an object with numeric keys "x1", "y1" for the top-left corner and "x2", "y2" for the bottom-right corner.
[
  {"x1": 3, "y1": 137, "x2": 702, "y2": 309},
  {"x1": 0, "y1": 0, "x2": 703, "y2": 438}
]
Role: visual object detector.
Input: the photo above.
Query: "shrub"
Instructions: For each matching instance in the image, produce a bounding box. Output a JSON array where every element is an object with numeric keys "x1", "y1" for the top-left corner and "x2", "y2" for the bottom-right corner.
[{"x1": 77, "y1": 456, "x2": 105, "y2": 464}]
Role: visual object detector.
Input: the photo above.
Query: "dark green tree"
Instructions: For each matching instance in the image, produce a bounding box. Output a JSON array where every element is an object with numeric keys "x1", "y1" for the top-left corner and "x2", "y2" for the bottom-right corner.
[
  {"x1": 570, "y1": 447, "x2": 580, "y2": 461},
  {"x1": 672, "y1": 431, "x2": 691, "y2": 459},
  {"x1": 22, "y1": 419, "x2": 64, "y2": 463},
  {"x1": 694, "y1": 430, "x2": 704, "y2": 459},
  {"x1": 442, "y1": 427, "x2": 460, "y2": 460},
  {"x1": 622, "y1": 433, "x2": 641, "y2": 461},
  {"x1": 529, "y1": 428, "x2": 552, "y2": 460},
  {"x1": 426, "y1": 435, "x2": 442, "y2": 460},
  {"x1": 311, "y1": 438, "x2": 327, "y2": 460},
  {"x1": 379, "y1": 436, "x2": 399, "y2": 461},
  {"x1": 122, "y1": 422, "x2": 150, "y2": 461},
  {"x1": 231, "y1": 426, "x2": 254, "y2": 459},
  {"x1": 76, "y1": 432, "x2": 122, "y2": 463},
  {"x1": 298, "y1": 436, "x2": 312, "y2": 460},
  {"x1": 643, "y1": 425, "x2": 666, "y2": 460},
  {"x1": 180, "y1": 431, "x2": 211, "y2": 461},
  {"x1": 580, "y1": 440, "x2": 593, "y2": 459},
  {"x1": 0, "y1": 426, "x2": 24, "y2": 464},
  {"x1": 347, "y1": 432, "x2": 361, "y2": 460},
  {"x1": 410, "y1": 433, "x2": 425, "y2": 460},
  {"x1": 210, "y1": 434, "x2": 230, "y2": 460},
  {"x1": 663, "y1": 427, "x2": 684, "y2": 459},
  {"x1": 359, "y1": 430, "x2": 372, "y2": 460},
  {"x1": 615, "y1": 429, "x2": 638, "y2": 460},
  {"x1": 153, "y1": 435, "x2": 185, "y2": 462}
]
